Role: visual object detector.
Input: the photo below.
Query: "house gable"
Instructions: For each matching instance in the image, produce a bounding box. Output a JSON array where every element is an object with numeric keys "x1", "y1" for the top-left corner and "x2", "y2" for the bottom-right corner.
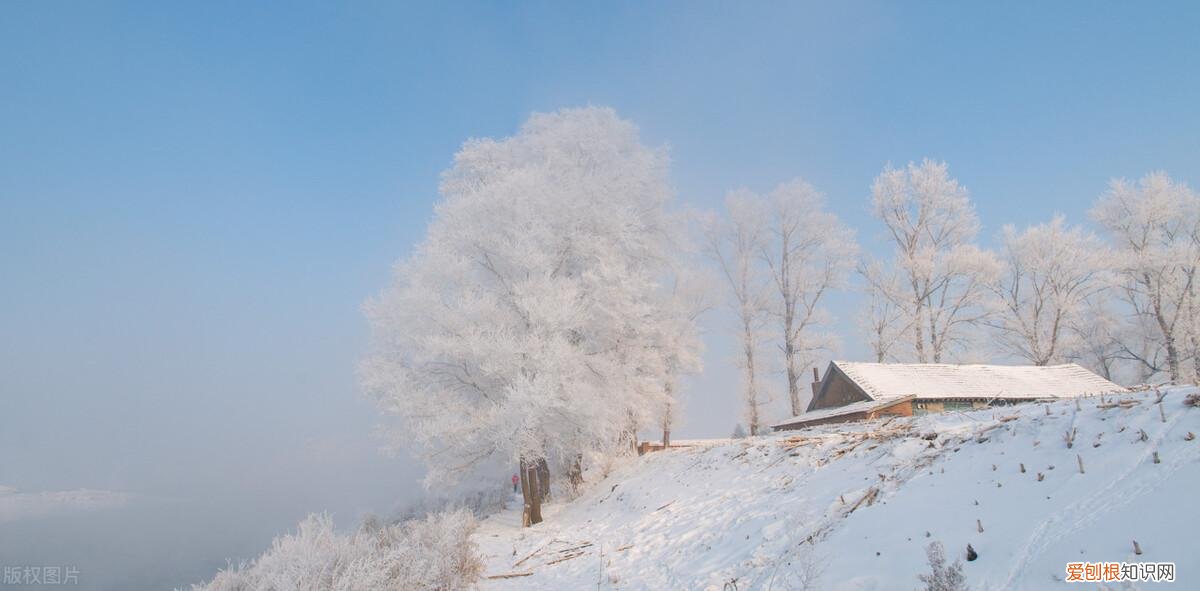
[{"x1": 807, "y1": 362, "x2": 873, "y2": 412}]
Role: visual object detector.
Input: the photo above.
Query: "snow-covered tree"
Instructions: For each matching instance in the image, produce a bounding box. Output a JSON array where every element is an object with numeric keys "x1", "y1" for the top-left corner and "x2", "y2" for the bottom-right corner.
[
  {"x1": 361, "y1": 107, "x2": 701, "y2": 526},
  {"x1": 1091, "y1": 172, "x2": 1200, "y2": 382},
  {"x1": 702, "y1": 191, "x2": 771, "y2": 434},
  {"x1": 1067, "y1": 294, "x2": 1125, "y2": 381},
  {"x1": 194, "y1": 510, "x2": 483, "y2": 591},
  {"x1": 857, "y1": 260, "x2": 911, "y2": 362},
  {"x1": 917, "y1": 541, "x2": 967, "y2": 591},
  {"x1": 760, "y1": 179, "x2": 857, "y2": 416},
  {"x1": 864, "y1": 160, "x2": 999, "y2": 363},
  {"x1": 987, "y1": 216, "x2": 1108, "y2": 365},
  {"x1": 654, "y1": 267, "x2": 710, "y2": 447}
]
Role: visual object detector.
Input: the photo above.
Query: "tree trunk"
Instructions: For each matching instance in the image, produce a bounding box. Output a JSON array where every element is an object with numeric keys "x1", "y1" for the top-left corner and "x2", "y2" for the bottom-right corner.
[
  {"x1": 624, "y1": 412, "x2": 639, "y2": 455},
  {"x1": 784, "y1": 319, "x2": 801, "y2": 416},
  {"x1": 780, "y1": 232, "x2": 802, "y2": 416},
  {"x1": 1148, "y1": 272, "x2": 1182, "y2": 382},
  {"x1": 519, "y1": 457, "x2": 543, "y2": 527},
  {"x1": 911, "y1": 280, "x2": 927, "y2": 363},
  {"x1": 567, "y1": 454, "x2": 584, "y2": 493},
  {"x1": 739, "y1": 317, "x2": 758, "y2": 437},
  {"x1": 928, "y1": 306, "x2": 941, "y2": 363},
  {"x1": 536, "y1": 458, "x2": 551, "y2": 501},
  {"x1": 662, "y1": 389, "x2": 673, "y2": 447}
]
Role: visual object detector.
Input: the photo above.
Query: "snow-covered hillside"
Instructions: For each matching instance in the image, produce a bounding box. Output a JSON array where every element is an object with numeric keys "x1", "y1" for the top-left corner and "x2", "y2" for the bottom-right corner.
[{"x1": 475, "y1": 386, "x2": 1200, "y2": 590}]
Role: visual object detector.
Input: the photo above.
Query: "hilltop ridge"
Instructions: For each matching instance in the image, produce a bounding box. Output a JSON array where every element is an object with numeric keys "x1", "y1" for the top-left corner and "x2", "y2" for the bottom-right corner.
[{"x1": 476, "y1": 386, "x2": 1200, "y2": 590}]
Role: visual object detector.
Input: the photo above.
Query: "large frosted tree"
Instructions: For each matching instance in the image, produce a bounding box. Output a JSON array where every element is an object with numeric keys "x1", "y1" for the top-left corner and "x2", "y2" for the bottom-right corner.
[
  {"x1": 862, "y1": 160, "x2": 999, "y2": 363},
  {"x1": 361, "y1": 107, "x2": 700, "y2": 526},
  {"x1": 1091, "y1": 172, "x2": 1200, "y2": 382},
  {"x1": 987, "y1": 216, "x2": 1108, "y2": 365},
  {"x1": 760, "y1": 180, "x2": 857, "y2": 416}
]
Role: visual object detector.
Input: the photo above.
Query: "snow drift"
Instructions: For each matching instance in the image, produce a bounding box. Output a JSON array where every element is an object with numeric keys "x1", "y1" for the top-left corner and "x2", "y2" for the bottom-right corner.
[{"x1": 475, "y1": 386, "x2": 1200, "y2": 590}]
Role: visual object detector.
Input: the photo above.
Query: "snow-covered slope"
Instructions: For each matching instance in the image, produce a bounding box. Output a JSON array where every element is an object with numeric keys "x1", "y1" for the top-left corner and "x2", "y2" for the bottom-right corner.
[{"x1": 475, "y1": 386, "x2": 1200, "y2": 590}]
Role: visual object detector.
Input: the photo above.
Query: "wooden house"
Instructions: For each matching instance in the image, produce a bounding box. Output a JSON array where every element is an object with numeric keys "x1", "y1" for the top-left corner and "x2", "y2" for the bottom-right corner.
[{"x1": 772, "y1": 361, "x2": 1125, "y2": 432}]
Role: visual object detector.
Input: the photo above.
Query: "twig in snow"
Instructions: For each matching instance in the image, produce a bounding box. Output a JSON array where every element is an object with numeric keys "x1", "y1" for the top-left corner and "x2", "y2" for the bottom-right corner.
[
  {"x1": 546, "y1": 551, "x2": 587, "y2": 566},
  {"x1": 1159, "y1": 402, "x2": 1166, "y2": 423},
  {"x1": 1098, "y1": 399, "x2": 1141, "y2": 410},
  {"x1": 597, "y1": 543, "x2": 604, "y2": 589},
  {"x1": 1133, "y1": 540, "x2": 1143, "y2": 555},
  {"x1": 514, "y1": 540, "x2": 554, "y2": 568},
  {"x1": 976, "y1": 519, "x2": 984, "y2": 533},
  {"x1": 1185, "y1": 431, "x2": 1195, "y2": 441},
  {"x1": 1153, "y1": 451, "x2": 1161, "y2": 464},
  {"x1": 1037, "y1": 472, "x2": 1044, "y2": 482},
  {"x1": 1077, "y1": 454, "x2": 1085, "y2": 474},
  {"x1": 1064, "y1": 428, "x2": 1077, "y2": 449},
  {"x1": 554, "y1": 542, "x2": 594, "y2": 555},
  {"x1": 487, "y1": 572, "x2": 534, "y2": 579},
  {"x1": 846, "y1": 487, "x2": 878, "y2": 514}
]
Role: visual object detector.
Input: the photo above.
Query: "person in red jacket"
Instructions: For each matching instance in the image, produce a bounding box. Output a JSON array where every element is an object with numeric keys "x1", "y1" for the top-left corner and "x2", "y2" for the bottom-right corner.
[{"x1": 511, "y1": 473, "x2": 519, "y2": 493}]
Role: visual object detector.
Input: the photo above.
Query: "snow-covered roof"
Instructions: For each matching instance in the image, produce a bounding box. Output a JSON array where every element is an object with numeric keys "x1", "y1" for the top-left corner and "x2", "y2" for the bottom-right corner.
[
  {"x1": 834, "y1": 361, "x2": 1125, "y2": 401},
  {"x1": 771, "y1": 395, "x2": 915, "y2": 430}
]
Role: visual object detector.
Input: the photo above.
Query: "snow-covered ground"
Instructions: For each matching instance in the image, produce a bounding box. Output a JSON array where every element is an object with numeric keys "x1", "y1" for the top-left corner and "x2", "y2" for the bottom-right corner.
[{"x1": 475, "y1": 386, "x2": 1200, "y2": 590}]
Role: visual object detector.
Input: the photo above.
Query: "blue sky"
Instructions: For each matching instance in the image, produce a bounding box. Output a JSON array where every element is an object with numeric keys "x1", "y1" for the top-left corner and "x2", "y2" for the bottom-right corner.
[{"x1": 2, "y1": 2, "x2": 1198, "y2": 587}]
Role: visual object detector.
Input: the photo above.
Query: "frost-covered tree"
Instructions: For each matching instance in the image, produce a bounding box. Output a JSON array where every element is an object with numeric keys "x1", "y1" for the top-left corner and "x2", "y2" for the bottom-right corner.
[
  {"x1": 361, "y1": 107, "x2": 700, "y2": 526},
  {"x1": 857, "y1": 261, "x2": 911, "y2": 362},
  {"x1": 702, "y1": 191, "x2": 771, "y2": 434},
  {"x1": 193, "y1": 510, "x2": 483, "y2": 591},
  {"x1": 760, "y1": 180, "x2": 857, "y2": 416},
  {"x1": 917, "y1": 541, "x2": 968, "y2": 591},
  {"x1": 1067, "y1": 294, "x2": 1125, "y2": 381},
  {"x1": 864, "y1": 160, "x2": 999, "y2": 363},
  {"x1": 1091, "y1": 172, "x2": 1200, "y2": 382},
  {"x1": 654, "y1": 267, "x2": 710, "y2": 447},
  {"x1": 987, "y1": 216, "x2": 1108, "y2": 365}
]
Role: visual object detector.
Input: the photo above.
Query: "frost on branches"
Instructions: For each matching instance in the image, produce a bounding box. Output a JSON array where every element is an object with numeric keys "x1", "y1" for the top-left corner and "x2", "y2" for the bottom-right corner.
[
  {"x1": 917, "y1": 541, "x2": 968, "y2": 591},
  {"x1": 862, "y1": 160, "x2": 999, "y2": 363},
  {"x1": 193, "y1": 510, "x2": 482, "y2": 591},
  {"x1": 361, "y1": 107, "x2": 700, "y2": 525},
  {"x1": 1091, "y1": 172, "x2": 1200, "y2": 383},
  {"x1": 761, "y1": 180, "x2": 857, "y2": 416},
  {"x1": 987, "y1": 216, "x2": 1109, "y2": 366},
  {"x1": 702, "y1": 191, "x2": 771, "y2": 434},
  {"x1": 704, "y1": 180, "x2": 855, "y2": 422}
]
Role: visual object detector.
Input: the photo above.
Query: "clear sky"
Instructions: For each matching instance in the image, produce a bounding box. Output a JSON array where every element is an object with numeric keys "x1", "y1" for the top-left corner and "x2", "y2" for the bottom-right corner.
[{"x1": 2, "y1": 2, "x2": 1198, "y2": 588}]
